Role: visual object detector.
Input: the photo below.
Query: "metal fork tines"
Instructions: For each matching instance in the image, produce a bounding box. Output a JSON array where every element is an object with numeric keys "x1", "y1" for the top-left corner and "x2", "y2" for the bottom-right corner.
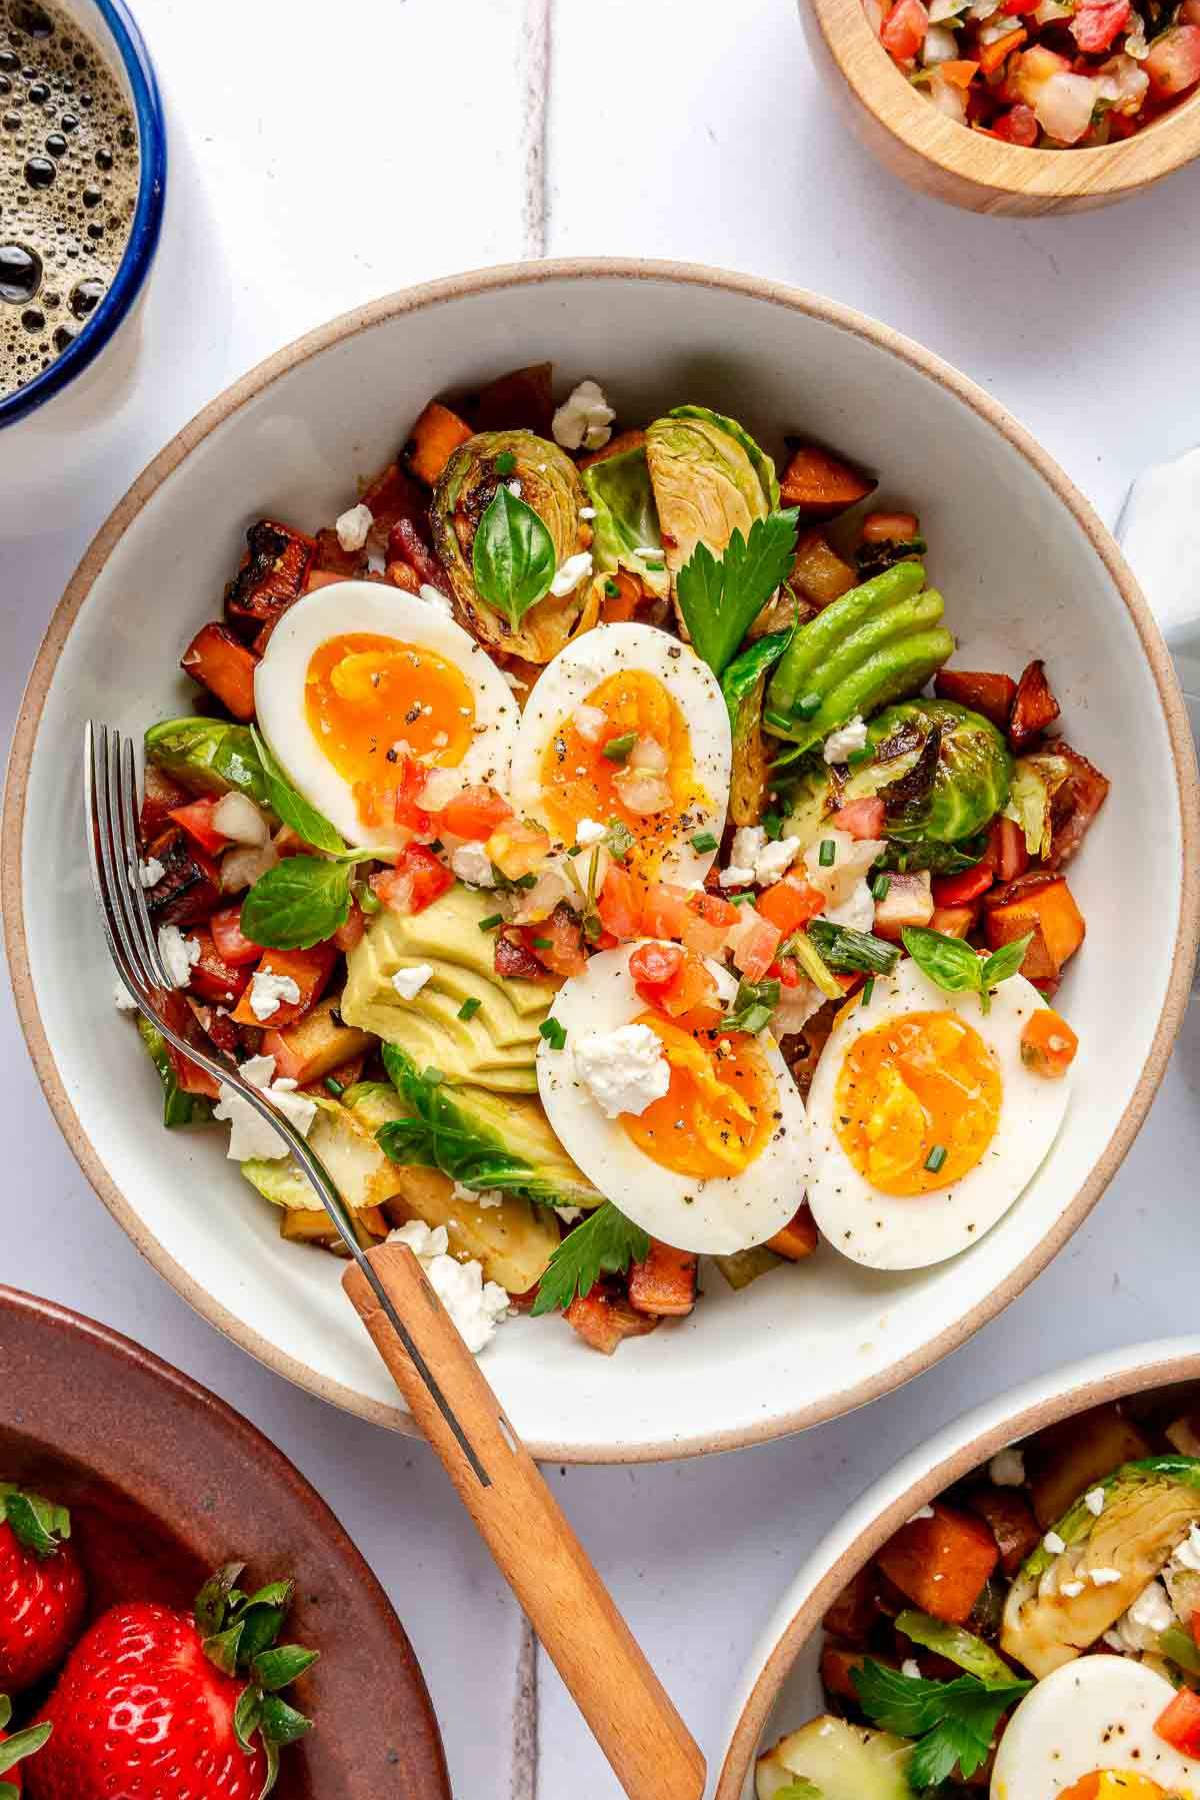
[{"x1": 83, "y1": 722, "x2": 490, "y2": 1485}]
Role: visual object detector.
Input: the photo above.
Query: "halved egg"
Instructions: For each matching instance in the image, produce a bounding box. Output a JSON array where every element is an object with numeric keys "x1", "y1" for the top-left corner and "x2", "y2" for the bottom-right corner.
[
  {"x1": 991, "y1": 1656, "x2": 1200, "y2": 1799},
  {"x1": 510, "y1": 621, "x2": 731, "y2": 883},
  {"x1": 536, "y1": 942, "x2": 808, "y2": 1254},
  {"x1": 254, "y1": 581, "x2": 520, "y2": 848},
  {"x1": 805, "y1": 956, "x2": 1071, "y2": 1270}
]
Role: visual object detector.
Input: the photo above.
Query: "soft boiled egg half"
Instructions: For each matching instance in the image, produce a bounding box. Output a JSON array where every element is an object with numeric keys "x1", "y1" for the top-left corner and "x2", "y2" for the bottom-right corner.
[
  {"x1": 511, "y1": 621, "x2": 731, "y2": 884},
  {"x1": 805, "y1": 956, "x2": 1071, "y2": 1270},
  {"x1": 254, "y1": 581, "x2": 520, "y2": 848},
  {"x1": 991, "y1": 1656, "x2": 1200, "y2": 1799},
  {"x1": 536, "y1": 941, "x2": 808, "y2": 1254}
]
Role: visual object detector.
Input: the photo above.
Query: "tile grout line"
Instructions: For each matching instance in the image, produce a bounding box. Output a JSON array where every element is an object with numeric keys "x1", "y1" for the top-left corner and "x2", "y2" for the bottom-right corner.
[
  {"x1": 510, "y1": 1611, "x2": 539, "y2": 1800},
  {"x1": 520, "y1": 0, "x2": 551, "y2": 259}
]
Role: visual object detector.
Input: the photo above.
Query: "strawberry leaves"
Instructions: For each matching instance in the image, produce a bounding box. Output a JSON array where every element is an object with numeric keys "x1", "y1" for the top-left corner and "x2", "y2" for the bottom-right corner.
[
  {"x1": 0, "y1": 1484, "x2": 71, "y2": 1559},
  {"x1": 0, "y1": 1695, "x2": 52, "y2": 1796},
  {"x1": 192, "y1": 1564, "x2": 317, "y2": 1797}
]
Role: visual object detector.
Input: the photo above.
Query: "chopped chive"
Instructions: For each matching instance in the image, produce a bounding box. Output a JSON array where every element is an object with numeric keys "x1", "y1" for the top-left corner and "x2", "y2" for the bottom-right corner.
[
  {"x1": 494, "y1": 450, "x2": 517, "y2": 476},
  {"x1": 796, "y1": 691, "x2": 824, "y2": 720},
  {"x1": 847, "y1": 746, "x2": 874, "y2": 769},
  {"x1": 603, "y1": 578, "x2": 621, "y2": 598},
  {"x1": 690, "y1": 830, "x2": 718, "y2": 853},
  {"x1": 531, "y1": 936, "x2": 553, "y2": 949},
  {"x1": 513, "y1": 871, "x2": 538, "y2": 889},
  {"x1": 643, "y1": 557, "x2": 665, "y2": 572},
  {"x1": 818, "y1": 838, "x2": 836, "y2": 868},
  {"x1": 423, "y1": 1067, "x2": 445, "y2": 1086},
  {"x1": 861, "y1": 976, "x2": 875, "y2": 1008},
  {"x1": 925, "y1": 1143, "x2": 947, "y2": 1174},
  {"x1": 870, "y1": 872, "x2": 891, "y2": 901},
  {"x1": 457, "y1": 997, "x2": 482, "y2": 1021},
  {"x1": 323, "y1": 1076, "x2": 345, "y2": 1098},
  {"x1": 601, "y1": 730, "x2": 638, "y2": 763},
  {"x1": 357, "y1": 884, "x2": 382, "y2": 915},
  {"x1": 762, "y1": 812, "x2": 783, "y2": 841},
  {"x1": 730, "y1": 892, "x2": 756, "y2": 906},
  {"x1": 478, "y1": 913, "x2": 503, "y2": 931},
  {"x1": 539, "y1": 1018, "x2": 567, "y2": 1050}
]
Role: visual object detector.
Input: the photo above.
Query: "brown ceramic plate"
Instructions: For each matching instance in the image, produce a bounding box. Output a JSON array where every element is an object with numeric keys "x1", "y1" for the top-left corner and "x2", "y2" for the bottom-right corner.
[{"x1": 0, "y1": 1285, "x2": 449, "y2": 1798}]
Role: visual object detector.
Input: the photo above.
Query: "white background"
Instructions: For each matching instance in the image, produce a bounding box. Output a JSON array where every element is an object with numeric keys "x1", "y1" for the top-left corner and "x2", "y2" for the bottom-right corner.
[{"x1": 4, "y1": 2, "x2": 1200, "y2": 1794}]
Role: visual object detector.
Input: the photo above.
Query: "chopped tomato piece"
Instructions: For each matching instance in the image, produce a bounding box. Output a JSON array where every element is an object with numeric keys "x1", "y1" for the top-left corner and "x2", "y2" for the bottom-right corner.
[
  {"x1": 731, "y1": 913, "x2": 782, "y2": 982},
  {"x1": 982, "y1": 816, "x2": 1029, "y2": 884},
  {"x1": 183, "y1": 928, "x2": 252, "y2": 1006},
  {"x1": 1071, "y1": 0, "x2": 1130, "y2": 52},
  {"x1": 393, "y1": 755, "x2": 433, "y2": 833},
  {"x1": 628, "y1": 1241, "x2": 699, "y2": 1317},
  {"x1": 165, "y1": 1039, "x2": 221, "y2": 1100},
  {"x1": 371, "y1": 844, "x2": 455, "y2": 916},
  {"x1": 167, "y1": 798, "x2": 231, "y2": 858},
  {"x1": 880, "y1": 0, "x2": 929, "y2": 64},
  {"x1": 333, "y1": 898, "x2": 366, "y2": 952},
  {"x1": 832, "y1": 797, "x2": 886, "y2": 840},
  {"x1": 650, "y1": 948, "x2": 723, "y2": 1023},
  {"x1": 1020, "y1": 1008, "x2": 1079, "y2": 1078},
  {"x1": 629, "y1": 941, "x2": 685, "y2": 999},
  {"x1": 861, "y1": 510, "x2": 919, "y2": 543},
  {"x1": 140, "y1": 764, "x2": 191, "y2": 838},
  {"x1": 597, "y1": 866, "x2": 642, "y2": 941},
  {"x1": 230, "y1": 943, "x2": 337, "y2": 1028},
  {"x1": 641, "y1": 881, "x2": 693, "y2": 941},
  {"x1": 564, "y1": 1285, "x2": 660, "y2": 1354},
  {"x1": 1156, "y1": 1687, "x2": 1200, "y2": 1759},
  {"x1": 931, "y1": 863, "x2": 993, "y2": 908},
  {"x1": 1009, "y1": 659, "x2": 1061, "y2": 751},
  {"x1": 209, "y1": 905, "x2": 265, "y2": 968},
  {"x1": 680, "y1": 890, "x2": 738, "y2": 957},
  {"x1": 1145, "y1": 22, "x2": 1200, "y2": 96},
  {"x1": 991, "y1": 103, "x2": 1039, "y2": 143},
  {"x1": 526, "y1": 903, "x2": 587, "y2": 978},
  {"x1": 758, "y1": 878, "x2": 826, "y2": 935},
  {"x1": 439, "y1": 784, "x2": 513, "y2": 841},
  {"x1": 494, "y1": 930, "x2": 549, "y2": 982}
]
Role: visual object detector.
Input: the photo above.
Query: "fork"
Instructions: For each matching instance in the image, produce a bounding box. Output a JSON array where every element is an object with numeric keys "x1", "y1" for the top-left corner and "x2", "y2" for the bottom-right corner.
[{"x1": 85, "y1": 721, "x2": 705, "y2": 1800}]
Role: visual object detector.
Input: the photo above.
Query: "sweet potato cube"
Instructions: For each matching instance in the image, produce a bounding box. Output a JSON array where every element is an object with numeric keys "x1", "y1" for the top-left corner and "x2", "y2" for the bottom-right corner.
[
  {"x1": 578, "y1": 428, "x2": 646, "y2": 470},
  {"x1": 1008, "y1": 658, "x2": 1061, "y2": 750},
  {"x1": 985, "y1": 874, "x2": 1084, "y2": 978},
  {"x1": 628, "y1": 1241, "x2": 699, "y2": 1317},
  {"x1": 311, "y1": 525, "x2": 367, "y2": 579},
  {"x1": 873, "y1": 870, "x2": 934, "y2": 942},
  {"x1": 823, "y1": 1565, "x2": 877, "y2": 1642},
  {"x1": 966, "y1": 1486, "x2": 1042, "y2": 1575},
  {"x1": 279, "y1": 1208, "x2": 340, "y2": 1245},
  {"x1": 223, "y1": 519, "x2": 315, "y2": 638},
  {"x1": 929, "y1": 905, "x2": 976, "y2": 940},
  {"x1": 790, "y1": 531, "x2": 858, "y2": 609},
  {"x1": 143, "y1": 825, "x2": 221, "y2": 928},
  {"x1": 471, "y1": 362, "x2": 554, "y2": 436},
  {"x1": 404, "y1": 401, "x2": 473, "y2": 486},
  {"x1": 565, "y1": 1286, "x2": 660, "y2": 1355},
  {"x1": 1047, "y1": 743, "x2": 1110, "y2": 870},
  {"x1": 767, "y1": 1204, "x2": 819, "y2": 1261},
  {"x1": 780, "y1": 446, "x2": 876, "y2": 518},
  {"x1": 821, "y1": 1645, "x2": 869, "y2": 1702},
  {"x1": 360, "y1": 460, "x2": 426, "y2": 541},
  {"x1": 140, "y1": 763, "x2": 191, "y2": 838},
  {"x1": 180, "y1": 621, "x2": 259, "y2": 723},
  {"x1": 1025, "y1": 1404, "x2": 1151, "y2": 1529},
  {"x1": 934, "y1": 668, "x2": 1018, "y2": 731},
  {"x1": 230, "y1": 943, "x2": 337, "y2": 1029},
  {"x1": 261, "y1": 996, "x2": 375, "y2": 1085},
  {"x1": 875, "y1": 1501, "x2": 999, "y2": 1625}
]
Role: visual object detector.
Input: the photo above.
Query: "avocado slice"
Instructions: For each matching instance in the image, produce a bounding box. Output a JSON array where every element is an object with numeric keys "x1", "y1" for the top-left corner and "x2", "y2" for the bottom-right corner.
[
  {"x1": 894, "y1": 1609, "x2": 1018, "y2": 1686},
  {"x1": 144, "y1": 717, "x2": 269, "y2": 805},
  {"x1": 1001, "y1": 1455, "x2": 1200, "y2": 1678},
  {"x1": 341, "y1": 887, "x2": 557, "y2": 1094},
  {"x1": 756, "y1": 1717, "x2": 911, "y2": 1799},
  {"x1": 240, "y1": 1093, "x2": 404, "y2": 1215}
]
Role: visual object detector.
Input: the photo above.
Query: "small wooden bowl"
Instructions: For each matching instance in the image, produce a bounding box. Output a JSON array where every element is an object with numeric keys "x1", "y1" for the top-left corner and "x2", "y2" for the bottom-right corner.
[{"x1": 802, "y1": 0, "x2": 1200, "y2": 213}]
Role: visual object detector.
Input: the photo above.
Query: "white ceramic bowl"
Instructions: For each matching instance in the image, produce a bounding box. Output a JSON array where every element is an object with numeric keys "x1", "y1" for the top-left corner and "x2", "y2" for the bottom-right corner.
[
  {"x1": 716, "y1": 1335, "x2": 1200, "y2": 1798},
  {"x1": 5, "y1": 261, "x2": 1198, "y2": 1462}
]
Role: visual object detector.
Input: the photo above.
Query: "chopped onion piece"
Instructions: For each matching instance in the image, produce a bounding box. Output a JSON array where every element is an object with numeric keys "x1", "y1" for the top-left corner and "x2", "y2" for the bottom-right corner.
[
  {"x1": 923, "y1": 23, "x2": 961, "y2": 61},
  {"x1": 220, "y1": 840, "x2": 279, "y2": 894},
  {"x1": 212, "y1": 791, "x2": 269, "y2": 846},
  {"x1": 612, "y1": 768, "x2": 672, "y2": 814},
  {"x1": 1036, "y1": 70, "x2": 1100, "y2": 142},
  {"x1": 628, "y1": 734, "x2": 669, "y2": 773}
]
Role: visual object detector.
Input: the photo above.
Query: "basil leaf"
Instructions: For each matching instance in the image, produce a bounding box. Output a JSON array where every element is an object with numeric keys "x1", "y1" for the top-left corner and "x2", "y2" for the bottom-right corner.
[
  {"x1": 472, "y1": 485, "x2": 556, "y2": 628},
  {"x1": 901, "y1": 925, "x2": 984, "y2": 997},
  {"x1": 251, "y1": 727, "x2": 346, "y2": 855},
  {"x1": 978, "y1": 932, "x2": 1034, "y2": 1010},
  {"x1": 240, "y1": 857, "x2": 353, "y2": 949}
]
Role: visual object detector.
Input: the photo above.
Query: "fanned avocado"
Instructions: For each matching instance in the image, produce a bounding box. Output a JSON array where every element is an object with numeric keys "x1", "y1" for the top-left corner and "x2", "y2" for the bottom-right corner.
[
  {"x1": 143, "y1": 718, "x2": 269, "y2": 804},
  {"x1": 340, "y1": 886, "x2": 556, "y2": 1094},
  {"x1": 1001, "y1": 1456, "x2": 1200, "y2": 1678},
  {"x1": 765, "y1": 563, "x2": 954, "y2": 753},
  {"x1": 240, "y1": 1093, "x2": 404, "y2": 1214},
  {"x1": 756, "y1": 1717, "x2": 911, "y2": 1799},
  {"x1": 645, "y1": 405, "x2": 777, "y2": 587}
]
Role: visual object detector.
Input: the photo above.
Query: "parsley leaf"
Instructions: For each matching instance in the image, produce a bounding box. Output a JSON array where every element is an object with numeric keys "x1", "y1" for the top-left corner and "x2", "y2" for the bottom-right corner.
[
  {"x1": 676, "y1": 509, "x2": 800, "y2": 677},
  {"x1": 472, "y1": 486, "x2": 556, "y2": 628},
  {"x1": 531, "y1": 1202, "x2": 649, "y2": 1317},
  {"x1": 251, "y1": 726, "x2": 347, "y2": 855},
  {"x1": 852, "y1": 1659, "x2": 1030, "y2": 1787}
]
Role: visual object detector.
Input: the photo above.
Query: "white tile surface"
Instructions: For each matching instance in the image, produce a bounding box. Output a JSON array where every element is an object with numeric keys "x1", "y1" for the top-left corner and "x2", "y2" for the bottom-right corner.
[{"x1": 3, "y1": 2, "x2": 1199, "y2": 1797}]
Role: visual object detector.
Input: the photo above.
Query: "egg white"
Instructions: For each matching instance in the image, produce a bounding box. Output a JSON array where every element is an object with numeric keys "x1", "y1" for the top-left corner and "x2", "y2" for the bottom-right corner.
[
  {"x1": 254, "y1": 580, "x2": 521, "y2": 849},
  {"x1": 510, "y1": 621, "x2": 731, "y2": 884},
  {"x1": 805, "y1": 957, "x2": 1071, "y2": 1271},
  {"x1": 536, "y1": 941, "x2": 808, "y2": 1254},
  {"x1": 991, "y1": 1657, "x2": 1200, "y2": 1798}
]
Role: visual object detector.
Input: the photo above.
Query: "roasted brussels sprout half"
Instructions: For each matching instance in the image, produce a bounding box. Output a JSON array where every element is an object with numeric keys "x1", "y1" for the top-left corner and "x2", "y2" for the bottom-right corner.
[
  {"x1": 582, "y1": 442, "x2": 670, "y2": 599},
  {"x1": 1005, "y1": 750, "x2": 1072, "y2": 858},
  {"x1": 430, "y1": 429, "x2": 596, "y2": 662},
  {"x1": 143, "y1": 717, "x2": 269, "y2": 805},
  {"x1": 852, "y1": 699, "x2": 1012, "y2": 845},
  {"x1": 644, "y1": 405, "x2": 778, "y2": 587}
]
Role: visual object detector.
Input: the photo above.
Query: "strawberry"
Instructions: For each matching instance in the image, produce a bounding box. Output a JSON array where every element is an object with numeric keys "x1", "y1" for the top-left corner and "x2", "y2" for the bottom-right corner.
[
  {"x1": 0, "y1": 1694, "x2": 52, "y2": 1797},
  {"x1": 0, "y1": 1488, "x2": 85, "y2": 1693},
  {"x1": 27, "y1": 1563, "x2": 316, "y2": 1800}
]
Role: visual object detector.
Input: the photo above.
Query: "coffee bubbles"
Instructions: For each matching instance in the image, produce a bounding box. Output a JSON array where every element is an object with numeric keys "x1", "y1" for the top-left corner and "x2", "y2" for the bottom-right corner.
[{"x1": 0, "y1": 0, "x2": 139, "y2": 401}]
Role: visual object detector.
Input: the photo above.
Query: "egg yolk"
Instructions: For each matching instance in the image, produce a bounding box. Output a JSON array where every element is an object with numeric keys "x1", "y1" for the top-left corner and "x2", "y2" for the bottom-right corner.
[
  {"x1": 620, "y1": 1011, "x2": 778, "y2": 1180},
  {"x1": 1061, "y1": 1776, "x2": 1179, "y2": 1799},
  {"x1": 538, "y1": 670, "x2": 703, "y2": 871},
  {"x1": 305, "y1": 632, "x2": 476, "y2": 827},
  {"x1": 833, "y1": 1008, "x2": 1002, "y2": 1196}
]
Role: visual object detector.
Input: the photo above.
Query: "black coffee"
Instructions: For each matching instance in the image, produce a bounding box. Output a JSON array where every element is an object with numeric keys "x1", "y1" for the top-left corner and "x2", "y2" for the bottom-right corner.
[{"x1": 0, "y1": 0, "x2": 139, "y2": 401}]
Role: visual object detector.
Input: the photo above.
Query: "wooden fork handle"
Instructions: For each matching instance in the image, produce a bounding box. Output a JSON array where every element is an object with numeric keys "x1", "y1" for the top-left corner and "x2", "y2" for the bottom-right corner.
[{"x1": 343, "y1": 1242, "x2": 706, "y2": 1800}]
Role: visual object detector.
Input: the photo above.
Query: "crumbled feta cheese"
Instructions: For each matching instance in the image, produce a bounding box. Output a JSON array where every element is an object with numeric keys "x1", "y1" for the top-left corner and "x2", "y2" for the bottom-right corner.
[
  {"x1": 575, "y1": 817, "x2": 607, "y2": 848},
  {"x1": 1060, "y1": 1580, "x2": 1086, "y2": 1598},
  {"x1": 901, "y1": 1659, "x2": 921, "y2": 1680},
  {"x1": 451, "y1": 1180, "x2": 499, "y2": 1211},
  {"x1": 1172, "y1": 1524, "x2": 1200, "y2": 1572},
  {"x1": 1043, "y1": 1530, "x2": 1066, "y2": 1555},
  {"x1": 552, "y1": 379, "x2": 615, "y2": 453},
  {"x1": 213, "y1": 791, "x2": 269, "y2": 846},
  {"x1": 1084, "y1": 1487, "x2": 1106, "y2": 1517},
  {"x1": 550, "y1": 550, "x2": 593, "y2": 598},
  {"x1": 555, "y1": 1205, "x2": 583, "y2": 1224},
  {"x1": 1089, "y1": 1566, "x2": 1123, "y2": 1586},
  {"x1": 803, "y1": 829, "x2": 885, "y2": 932},
  {"x1": 1109, "y1": 1578, "x2": 1175, "y2": 1652},
  {"x1": 908, "y1": 1504, "x2": 935, "y2": 1522},
  {"x1": 387, "y1": 1220, "x2": 510, "y2": 1354},
  {"x1": 248, "y1": 970, "x2": 301, "y2": 1021},
  {"x1": 729, "y1": 825, "x2": 802, "y2": 887},
  {"x1": 507, "y1": 478, "x2": 523, "y2": 498},
  {"x1": 335, "y1": 502, "x2": 373, "y2": 552},
  {"x1": 213, "y1": 1055, "x2": 317, "y2": 1163},
  {"x1": 450, "y1": 842, "x2": 496, "y2": 888},
  {"x1": 578, "y1": 506, "x2": 597, "y2": 520},
  {"x1": 113, "y1": 981, "x2": 138, "y2": 1012},
  {"x1": 500, "y1": 668, "x2": 528, "y2": 693},
  {"x1": 415, "y1": 581, "x2": 453, "y2": 617},
  {"x1": 719, "y1": 864, "x2": 756, "y2": 889},
  {"x1": 989, "y1": 1448, "x2": 1026, "y2": 1488},
  {"x1": 572, "y1": 1024, "x2": 670, "y2": 1119},
  {"x1": 157, "y1": 924, "x2": 200, "y2": 988},
  {"x1": 138, "y1": 856, "x2": 164, "y2": 888},
  {"x1": 572, "y1": 704, "x2": 607, "y2": 744},
  {"x1": 391, "y1": 963, "x2": 434, "y2": 1001},
  {"x1": 822, "y1": 716, "x2": 869, "y2": 764}
]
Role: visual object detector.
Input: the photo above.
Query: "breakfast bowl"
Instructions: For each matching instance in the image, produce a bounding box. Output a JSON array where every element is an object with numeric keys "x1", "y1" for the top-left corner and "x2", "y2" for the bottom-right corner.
[
  {"x1": 0, "y1": 1284, "x2": 449, "y2": 1797},
  {"x1": 716, "y1": 1335, "x2": 1200, "y2": 1798},
  {"x1": 802, "y1": 0, "x2": 1200, "y2": 214},
  {"x1": 4, "y1": 259, "x2": 1197, "y2": 1463}
]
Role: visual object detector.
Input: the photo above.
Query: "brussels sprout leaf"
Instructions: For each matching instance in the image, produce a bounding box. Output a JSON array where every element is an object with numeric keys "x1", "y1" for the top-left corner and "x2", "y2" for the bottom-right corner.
[
  {"x1": 852, "y1": 1659, "x2": 1030, "y2": 1786},
  {"x1": 721, "y1": 627, "x2": 793, "y2": 730},
  {"x1": 676, "y1": 508, "x2": 800, "y2": 677},
  {"x1": 532, "y1": 1202, "x2": 649, "y2": 1316},
  {"x1": 472, "y1": 485, "x2": 557, "y2": 627},
  {"x1": 901, "y1": 925, "x2": 1034, "y2": 1016},
  {"x1": 250, "y1": 727, "x2": 346, "y2": 855}
]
